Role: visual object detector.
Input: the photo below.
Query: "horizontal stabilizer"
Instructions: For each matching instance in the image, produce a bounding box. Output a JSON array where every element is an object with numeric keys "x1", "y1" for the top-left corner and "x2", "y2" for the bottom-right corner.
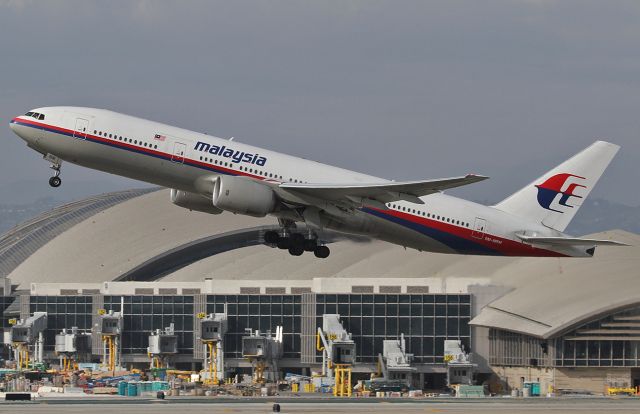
[
  {"x1": 516, "y1": 234, "x2": 629, "y2": 247},
  {"x1": 279, "y1": 174, "x2": 488, "y2": 205}
]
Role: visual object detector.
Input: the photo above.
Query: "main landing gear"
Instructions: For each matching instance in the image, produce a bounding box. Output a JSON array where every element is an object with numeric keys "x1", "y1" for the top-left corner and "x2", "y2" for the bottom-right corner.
[
  {"x1": 264, "y1": 229, "x2": 330, "y2": 258},
  {"x1": 46, "y1": 155, "x2": 62, "y2": 188}
]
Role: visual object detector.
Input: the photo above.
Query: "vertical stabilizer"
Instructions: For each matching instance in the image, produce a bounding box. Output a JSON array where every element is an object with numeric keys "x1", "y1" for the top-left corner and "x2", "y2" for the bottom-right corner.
[{"x1": 493, "y1": 141, "x2": 619, "y2": 232}]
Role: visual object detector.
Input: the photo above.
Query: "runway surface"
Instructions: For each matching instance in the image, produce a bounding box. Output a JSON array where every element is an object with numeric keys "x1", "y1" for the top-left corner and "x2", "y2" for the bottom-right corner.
[{"x1": 3, "y1": 398, "x2": 640, "y2": 414}]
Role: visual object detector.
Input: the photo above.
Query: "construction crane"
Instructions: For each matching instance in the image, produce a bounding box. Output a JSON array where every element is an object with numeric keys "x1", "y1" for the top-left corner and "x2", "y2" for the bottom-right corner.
[
  {"x1": 199, "y1": 312, "x2": 227, "y2": 385},
  {"x1": 242, "y1": 326, "x2": 283, "y2": 384},
  {"x1": 10, "y1": 312, "x2": 48, "y2": 370},
  {"x1": 316, "y1": 314, "x2": 356, "y2": 397},
  {"x1": 147, "y1": 323, "x2": 178, "y2": 369},
  {"x1": 55, "y1": 327, "x2": 91, "y2": 372},
  {"x1": 96, "y1": 310, "x2": 123, "y2": 372}
]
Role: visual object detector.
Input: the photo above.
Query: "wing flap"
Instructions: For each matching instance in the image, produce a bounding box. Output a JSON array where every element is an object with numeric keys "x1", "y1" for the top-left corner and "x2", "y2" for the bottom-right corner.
[{"x1": 278, "y1": 174, "x2": 488, "y2": 204}]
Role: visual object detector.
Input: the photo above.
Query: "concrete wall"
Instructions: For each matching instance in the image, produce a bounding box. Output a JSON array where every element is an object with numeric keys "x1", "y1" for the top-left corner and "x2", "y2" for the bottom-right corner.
[
  {"x1": 467, "y1": 284, "x2": 513, "y2": 373},
  {"x1": 31, "y1": 277, "x2": 495, "y2": 296}
]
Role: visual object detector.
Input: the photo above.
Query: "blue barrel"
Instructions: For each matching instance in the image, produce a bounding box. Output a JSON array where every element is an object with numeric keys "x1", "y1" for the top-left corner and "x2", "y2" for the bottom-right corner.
[
  {"x1": 152, "y1": 381, "x2": 169, "y2": 391},
  {"x1": 118, "y1": 381, "x2": 127, "y2": 396},
  {"x1": 127, "y1": 382, "x2": 138, "y2": 397}
]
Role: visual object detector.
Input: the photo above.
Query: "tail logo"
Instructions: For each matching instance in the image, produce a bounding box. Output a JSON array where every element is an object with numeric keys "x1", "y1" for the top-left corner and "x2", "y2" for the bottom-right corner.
[{"x1": 535, "y1": 173, "x2": 586, "y2": 213}]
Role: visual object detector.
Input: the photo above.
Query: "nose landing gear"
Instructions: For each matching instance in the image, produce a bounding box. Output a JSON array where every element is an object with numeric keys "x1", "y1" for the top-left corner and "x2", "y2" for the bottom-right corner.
[{"x1": 45, "y1": 154, "x2": 62, "y2": 188}]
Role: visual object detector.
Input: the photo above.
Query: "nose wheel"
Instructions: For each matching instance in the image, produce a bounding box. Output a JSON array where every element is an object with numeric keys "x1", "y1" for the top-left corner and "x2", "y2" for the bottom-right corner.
[{"x1": 48, "y1": 176, "x2": 62, "y2": 188}]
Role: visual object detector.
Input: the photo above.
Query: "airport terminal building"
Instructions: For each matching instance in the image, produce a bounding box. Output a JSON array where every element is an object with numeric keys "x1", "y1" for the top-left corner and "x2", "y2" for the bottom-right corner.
[{"x1": 2, "y1": 188, "x2": 639, "y2": 393}]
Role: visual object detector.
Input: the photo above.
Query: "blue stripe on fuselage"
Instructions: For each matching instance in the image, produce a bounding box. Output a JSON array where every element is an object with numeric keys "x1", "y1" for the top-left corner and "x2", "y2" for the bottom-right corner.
[{"x1": 361, "y1": 207, "x2": 500, "y2": 256}]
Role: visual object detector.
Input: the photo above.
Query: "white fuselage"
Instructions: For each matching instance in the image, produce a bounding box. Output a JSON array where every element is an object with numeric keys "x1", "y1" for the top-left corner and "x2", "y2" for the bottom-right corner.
[{"x1": 9, "y1": 106, "x2": 587, "y2": 257}]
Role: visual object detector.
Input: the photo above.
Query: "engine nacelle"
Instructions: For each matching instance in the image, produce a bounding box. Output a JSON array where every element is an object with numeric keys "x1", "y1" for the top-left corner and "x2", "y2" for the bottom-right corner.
[
  {"x1": 170, "y1": 189, "x2": 223, "y2": 215},
  {"x1": 212, "y1": 175, "x2": 277, "y2": 217}
]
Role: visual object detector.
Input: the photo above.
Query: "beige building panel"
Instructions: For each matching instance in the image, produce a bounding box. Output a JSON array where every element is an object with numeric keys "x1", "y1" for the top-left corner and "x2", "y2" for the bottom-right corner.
[{"x1": 492, "y1": 366, "x2": 633, "y2": 395}]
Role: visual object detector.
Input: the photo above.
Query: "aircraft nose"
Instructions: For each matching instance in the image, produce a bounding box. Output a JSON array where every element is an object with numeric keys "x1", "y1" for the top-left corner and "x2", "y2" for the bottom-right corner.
[{"x1": 9, "y1": 117, "x2": 18, "y2": 132}]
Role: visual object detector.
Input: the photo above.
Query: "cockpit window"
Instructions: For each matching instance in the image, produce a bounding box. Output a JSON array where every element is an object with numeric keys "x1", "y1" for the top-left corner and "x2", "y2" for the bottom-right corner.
[{"x1": 25, "y1": 112, "x2": 42, "y2": 120}]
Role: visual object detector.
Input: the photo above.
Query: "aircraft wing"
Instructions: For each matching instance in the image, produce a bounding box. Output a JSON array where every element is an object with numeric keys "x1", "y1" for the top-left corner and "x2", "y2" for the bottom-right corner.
[
  {"x1": 516, "y1": 234, "x2": 629, "y2": 247},
  {"x1": 278, "y1": 174, "x2": 488, "y2": 206}
]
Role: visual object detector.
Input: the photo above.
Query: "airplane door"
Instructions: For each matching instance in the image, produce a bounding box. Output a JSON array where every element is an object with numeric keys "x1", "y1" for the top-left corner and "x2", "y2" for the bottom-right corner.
[
  {"x1": 73, "y1": 118, "x2": 89, "y2": 140},
  {"x1": 472, "y1": 217, "x2": 486, "y2": 239},
  {"x1": 171, "y1": 142, "x2": 186, "y2": 163}
]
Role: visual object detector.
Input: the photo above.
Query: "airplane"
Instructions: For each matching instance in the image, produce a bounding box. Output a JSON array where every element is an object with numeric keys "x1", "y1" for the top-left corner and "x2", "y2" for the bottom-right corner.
[{"x1": 9, "y1": 107, "x2": 628, "y2": 259}]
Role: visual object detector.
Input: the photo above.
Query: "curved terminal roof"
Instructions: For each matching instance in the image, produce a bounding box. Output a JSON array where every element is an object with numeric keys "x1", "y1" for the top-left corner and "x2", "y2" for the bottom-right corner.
[
  {"x1": 2, "y1": 188, "x2": 639, "y2": 340},
  {"x1": 0, "y1": 188, "x2": 154, "y2": 278},
  {"x1": 469, "y1": 230, "x2": 640, "y2": 339},
  {"x1": 6, "y1": 189, "x2": 274, "y2": 286}
]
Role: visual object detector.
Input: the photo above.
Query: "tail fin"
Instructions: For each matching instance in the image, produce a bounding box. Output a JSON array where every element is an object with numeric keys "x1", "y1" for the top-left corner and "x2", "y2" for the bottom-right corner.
[{"x1": 493, "y1": 141, "x2": 619, "y2": 232}]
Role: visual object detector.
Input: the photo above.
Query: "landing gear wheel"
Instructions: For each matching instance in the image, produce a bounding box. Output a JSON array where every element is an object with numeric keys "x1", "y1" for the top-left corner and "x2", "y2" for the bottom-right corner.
[
  {"x1": 314, "y1": 245, "x2": 330, "y2": 259},
  {"x1": 288, "y1": 246, "x2": 304, "y2": 256},
  {"x1": 48, "y1": 176, "x2": 62, "y2": 188},
  {"x1": 264, "y1": 230, "x2": 279, "y2": 244}
]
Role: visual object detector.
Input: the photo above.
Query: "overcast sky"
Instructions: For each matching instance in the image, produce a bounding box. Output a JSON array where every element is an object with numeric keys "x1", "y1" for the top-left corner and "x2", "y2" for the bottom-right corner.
[{"x1": 0, "y1": 0, "x2": 638, "y2": 205}]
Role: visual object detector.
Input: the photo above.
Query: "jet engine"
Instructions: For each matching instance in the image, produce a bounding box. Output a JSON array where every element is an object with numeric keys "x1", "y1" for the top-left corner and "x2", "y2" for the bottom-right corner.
[
  {"x1": 212, "y1": 175, "x2": 277, "y2": 217},
  {"x1": 170, "y1": 189, "x2": 223, "y2": 215}
]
